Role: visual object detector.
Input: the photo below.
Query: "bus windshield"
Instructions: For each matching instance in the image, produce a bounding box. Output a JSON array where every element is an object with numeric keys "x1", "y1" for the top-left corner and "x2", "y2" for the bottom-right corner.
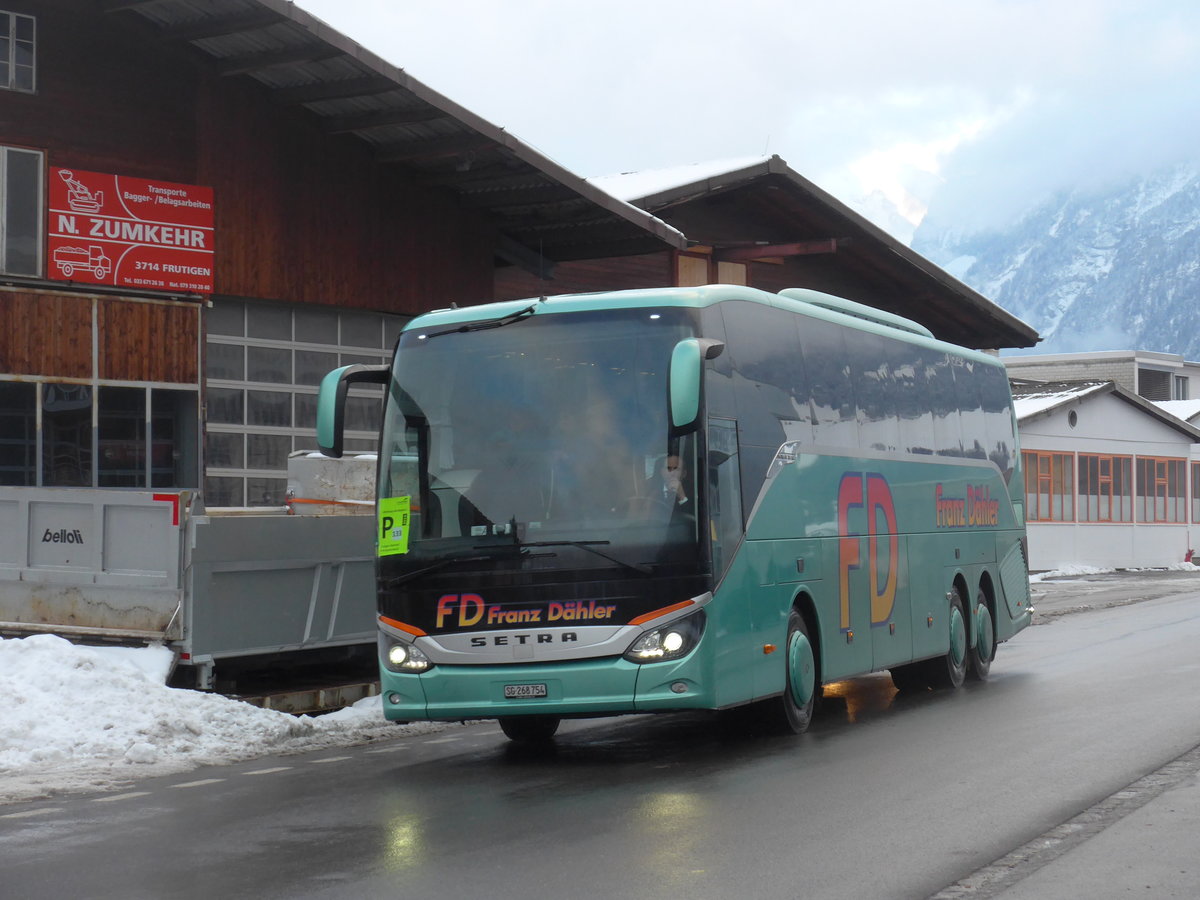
[{"x1": 380, "y1": 306, "x2": 703, "y2": 571}]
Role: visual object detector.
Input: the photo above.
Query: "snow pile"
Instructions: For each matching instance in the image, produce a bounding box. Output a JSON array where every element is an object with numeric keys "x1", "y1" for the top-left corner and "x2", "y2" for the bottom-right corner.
[
  {"x1": 0, "y1": 634, "x2": 452, "y2": 803},
  {"x1": 1030, "y1": 562, "x2": 1199, "y2": 583},
  {"x1": 1029, "y1": 565, "x2": 1116, "y2": 582}
]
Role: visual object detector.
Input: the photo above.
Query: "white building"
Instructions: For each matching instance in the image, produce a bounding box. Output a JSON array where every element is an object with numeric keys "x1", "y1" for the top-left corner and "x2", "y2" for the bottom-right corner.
[
  {"x1": 1005, "y1": 349, "x2": 1199, "y2": 402},
  {"x1": 1012, "y1": 380, "x2": 1200, "y2": 571}
]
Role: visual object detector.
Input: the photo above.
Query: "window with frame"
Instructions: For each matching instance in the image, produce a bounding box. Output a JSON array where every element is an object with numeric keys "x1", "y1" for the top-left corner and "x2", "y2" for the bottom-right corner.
[
  {"x1": 1135, "y1": 456, "x2": 1186, "y2": 523},
  {"x1": 0, "y1": 145, "x2": 43, "y2": 275},
  {"x1": 1023, "y1": 450, "x2": 1074, "y2": 522},
  {"x1": 0, "y1": 11, "x2": 34, "y2": 92},
  {"x1": 0, "y1": 380, "x2": 198, "y2": 488},
  {"x1": 205, "y1": 298, "x2": 405, "y2": 507},
  {"x1": 1077, "y1": 453, "x2": 1133, "y2": 522},
  {"x1": 1192, "y1": 462, "x2": 1200, "y2": 524}
]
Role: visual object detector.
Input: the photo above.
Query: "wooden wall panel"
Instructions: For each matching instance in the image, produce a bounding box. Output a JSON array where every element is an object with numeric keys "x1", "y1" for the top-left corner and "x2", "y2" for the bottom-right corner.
[
  {"x1": 195, "y1": 78, "x2": 496, "y2": 315},
  {"x1": 495, "y1": 252, "x2": 672, "y2": 301},
  {"x1": 3, "y1": 0, "x2": 497, "y2": 321},
  {"x1": 1, "y1": 1, "x2": 197, "y2": 182},
  {"x1": 98, "y1": 298, "x2": 199, "y2": 384},
  {"x1": 0, "y1": 291, "x2": 91, "y2": 378}
]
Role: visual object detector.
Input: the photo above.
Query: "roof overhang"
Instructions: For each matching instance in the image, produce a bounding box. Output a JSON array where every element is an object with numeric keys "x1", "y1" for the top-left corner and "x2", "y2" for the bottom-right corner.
[
  {"x1": 602, "y1": 156, "x2": 1040, "y2": 351},
  {"x1": 103, "y1": 0, "x2": 685, "y2": 274},
  {"x1": 1013, "y1": 380, "x2": 1200, "y2": 440}
]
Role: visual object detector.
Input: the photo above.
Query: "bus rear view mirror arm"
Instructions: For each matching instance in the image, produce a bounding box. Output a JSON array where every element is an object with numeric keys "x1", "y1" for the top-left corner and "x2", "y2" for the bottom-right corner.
[{"x1": 317, "y1": 364, "x2": 389, "y2": 458}]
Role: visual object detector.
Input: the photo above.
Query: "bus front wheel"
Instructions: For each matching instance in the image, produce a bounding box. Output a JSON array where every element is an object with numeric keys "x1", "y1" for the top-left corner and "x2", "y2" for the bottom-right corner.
[
  {"x1": 499, "y1": 715, "x2": 561, "y2": 744},
  {"x1": 764, "y1": 609, "x2": 818, "y2": 734}
]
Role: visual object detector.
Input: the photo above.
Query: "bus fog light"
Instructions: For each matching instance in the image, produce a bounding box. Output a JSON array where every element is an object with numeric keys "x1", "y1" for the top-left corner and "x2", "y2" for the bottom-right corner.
[
  {"x1": 624, "y1": 611, "x2": 705, "y2": 663},
  {"x1": 670, "y1": 682, "x2": 688, "y2": 694},
  {"x1": 387, "y1": 692, "x2": 402, "y2": 704}
]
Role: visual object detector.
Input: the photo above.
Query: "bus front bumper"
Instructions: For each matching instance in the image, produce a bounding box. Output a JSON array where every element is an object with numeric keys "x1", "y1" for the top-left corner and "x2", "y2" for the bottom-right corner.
[{"x1": 380, "y1": 653, "x2": 714, "y2": 722}]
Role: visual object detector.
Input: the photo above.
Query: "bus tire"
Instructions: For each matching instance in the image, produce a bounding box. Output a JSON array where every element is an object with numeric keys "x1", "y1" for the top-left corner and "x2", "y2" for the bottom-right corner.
[
  {"x1": 927, "y1": 585, "x2": 967, "y2": 689},
  {"x1": 967, "y1": 587, "x2": 995, "y2": 682},
  {"x1": 766, "y1": 609, "x2": 818, "y2": 734},
  {"x1": 499, "y1": 715, "x2": 561, "y2": 744}
]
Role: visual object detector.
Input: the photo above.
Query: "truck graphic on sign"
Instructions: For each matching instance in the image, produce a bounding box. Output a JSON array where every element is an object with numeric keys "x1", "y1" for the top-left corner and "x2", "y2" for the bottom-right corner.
[{"x1": 52, "y1": 244, "x2": 112, "y2": 279}]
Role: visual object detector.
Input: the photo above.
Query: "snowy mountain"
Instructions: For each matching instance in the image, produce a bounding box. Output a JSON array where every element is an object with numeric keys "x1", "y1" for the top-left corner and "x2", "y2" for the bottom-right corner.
[{"x1": 912, "y1": 162, "x2": 1200, "y2": 357}]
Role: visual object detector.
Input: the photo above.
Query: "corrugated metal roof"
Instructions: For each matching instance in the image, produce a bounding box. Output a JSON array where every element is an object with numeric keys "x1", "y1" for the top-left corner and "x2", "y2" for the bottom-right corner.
[{"x1": 106, "y1": 0, "x2": 684, "y2": 271}]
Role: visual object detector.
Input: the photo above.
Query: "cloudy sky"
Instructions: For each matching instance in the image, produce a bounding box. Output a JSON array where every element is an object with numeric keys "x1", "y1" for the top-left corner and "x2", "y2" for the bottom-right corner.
[{"x1": 295, "y1": 1, "x2": 1200, "y2": 240}]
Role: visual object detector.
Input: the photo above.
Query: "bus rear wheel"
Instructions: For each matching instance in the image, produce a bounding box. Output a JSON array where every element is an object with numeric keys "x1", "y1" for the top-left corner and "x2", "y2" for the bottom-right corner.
[
  {"x1": 499, "y1": 715, "x2": 561, "y2": 744},
  {"x1": 927, "y1": 585, "x2": 968, "y2": 689},
  {"x1": 967, "y1": 588, "x2": 995, "y2": 681}
]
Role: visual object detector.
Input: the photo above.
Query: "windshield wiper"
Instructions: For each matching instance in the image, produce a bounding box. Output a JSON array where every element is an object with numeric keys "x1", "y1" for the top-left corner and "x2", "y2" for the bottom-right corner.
[
  {"x1": 382, "y1": 550, "x2": 524, "y2": 589},
  {"x1": 423, "y1": 303, "x2": 537, "y2": 340},
  {"x1": 520, "y1": 540, "x2": 654, "y2": 576}
]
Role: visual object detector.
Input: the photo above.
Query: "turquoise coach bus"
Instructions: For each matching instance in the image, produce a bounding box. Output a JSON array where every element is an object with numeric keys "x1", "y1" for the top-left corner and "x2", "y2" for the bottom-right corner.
[{"x1": 317, "y1": 285, "x2": 1032, "y2": 741}]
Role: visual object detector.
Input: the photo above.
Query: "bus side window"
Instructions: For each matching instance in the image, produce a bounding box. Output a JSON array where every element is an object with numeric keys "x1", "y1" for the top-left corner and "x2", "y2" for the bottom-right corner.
[{"x1": 708, "y1": 417, "x2": 742, "y2": 578}]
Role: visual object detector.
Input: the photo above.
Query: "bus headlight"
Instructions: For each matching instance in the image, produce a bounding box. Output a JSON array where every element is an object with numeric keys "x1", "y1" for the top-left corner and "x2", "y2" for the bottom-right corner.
[
  {"x1": 623, "y1": 611, "x2": 705, "y2": 663},
  {"x1": 379, "y1": 633, "x2": 432, "y2": 673}
]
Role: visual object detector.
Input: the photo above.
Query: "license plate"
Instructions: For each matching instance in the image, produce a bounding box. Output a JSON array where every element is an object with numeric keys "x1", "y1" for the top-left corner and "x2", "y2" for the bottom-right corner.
[{"x1": 504, "y1": 683, "x2": 548, "y2": 699}]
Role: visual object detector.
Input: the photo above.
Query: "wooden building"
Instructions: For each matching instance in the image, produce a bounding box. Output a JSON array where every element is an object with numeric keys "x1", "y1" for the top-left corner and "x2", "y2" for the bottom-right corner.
[
  {"x1": 497, "y1": 157, "x2": 1040, "y2": 352},
  {"x1": 0, "y1": 0, "x2": 681, "y2": 506}
]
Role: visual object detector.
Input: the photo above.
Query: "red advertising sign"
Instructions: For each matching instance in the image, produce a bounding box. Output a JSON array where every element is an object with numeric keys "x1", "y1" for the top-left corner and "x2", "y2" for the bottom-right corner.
[{"x1": 47, "y1": 167, "x2": 214, "y2": 295}]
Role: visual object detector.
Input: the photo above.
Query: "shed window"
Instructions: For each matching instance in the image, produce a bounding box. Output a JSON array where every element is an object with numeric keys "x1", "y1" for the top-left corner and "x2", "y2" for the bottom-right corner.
[
  {"x1": 1023, "y1": 450, "x2": 1073, "y2": 522},
  {"x1": 0, "y1": 145, "x2": 42, "y2": 276},
  {"x1": 0, "y1": 12, "x2": 35, "y2": 92},
  {"x1": 1136, "y1": 456, "x2": 1187, "y2": 523},
  {"x1": 1192, "y1": 462, "x2": 1200, "y2": 524},
  {"x1": 1077, "y1": 454, "x2": 1132, "y2": 522}
]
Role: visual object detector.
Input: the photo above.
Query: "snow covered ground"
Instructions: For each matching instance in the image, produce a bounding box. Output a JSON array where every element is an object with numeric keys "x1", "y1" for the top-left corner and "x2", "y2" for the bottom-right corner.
[
  {"x1": 2, "y1": 563, "x2": 1196, "y2": 805},
  {"x1": 0, "y1": 634, "x2": 453, "y2": 804}
]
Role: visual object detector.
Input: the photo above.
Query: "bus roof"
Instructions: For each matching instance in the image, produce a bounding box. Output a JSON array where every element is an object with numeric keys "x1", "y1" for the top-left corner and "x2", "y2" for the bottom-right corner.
[{"x1": 402, "y1": 285, "x2": 1006, "y2": 369}]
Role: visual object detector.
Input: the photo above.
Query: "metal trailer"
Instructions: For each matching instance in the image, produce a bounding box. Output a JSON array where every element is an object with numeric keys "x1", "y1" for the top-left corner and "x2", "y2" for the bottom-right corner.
[{"x1": 0, "y1": 454, "x2": 379, "y2": 694}]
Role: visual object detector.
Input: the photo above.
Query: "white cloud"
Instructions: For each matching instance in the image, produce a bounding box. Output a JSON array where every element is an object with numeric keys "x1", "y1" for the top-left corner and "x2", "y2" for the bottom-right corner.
[{"x1": 295, "y1": 0, "x2": 1200, "y2": 234}]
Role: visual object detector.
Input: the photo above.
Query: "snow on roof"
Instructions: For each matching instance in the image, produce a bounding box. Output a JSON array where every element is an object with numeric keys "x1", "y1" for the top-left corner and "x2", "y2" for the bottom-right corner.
[
  {"x1": 1011, "y1": 382, "x2": 1110, "y2": 420},
  {"x1": 1155, "y1": 399, "x2": 1200, "y2": 423},
  {"x1": 589, "y1": 156, "x2": 771, "y2": 202}
]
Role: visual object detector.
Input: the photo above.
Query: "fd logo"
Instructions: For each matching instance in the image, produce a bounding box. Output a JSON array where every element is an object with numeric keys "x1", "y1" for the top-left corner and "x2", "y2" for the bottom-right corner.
[{"x1": 837, "y1": 472, "x2": 898, "y2": 631}]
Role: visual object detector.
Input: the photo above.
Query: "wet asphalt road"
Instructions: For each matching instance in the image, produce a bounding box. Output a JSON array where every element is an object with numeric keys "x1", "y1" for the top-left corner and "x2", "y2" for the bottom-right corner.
[{"x1": 3, "y1": 575, "x2": 1200, "y2": 900}]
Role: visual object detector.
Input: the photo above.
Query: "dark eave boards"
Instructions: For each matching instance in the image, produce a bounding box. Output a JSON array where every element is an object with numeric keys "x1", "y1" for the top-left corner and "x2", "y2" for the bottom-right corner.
[
  {"x1": 625, "y1": 157, "x2": 1040, "y2": 350},
  {"x1": 103, "y1": 0, "x2": 686, "y2": 273}
]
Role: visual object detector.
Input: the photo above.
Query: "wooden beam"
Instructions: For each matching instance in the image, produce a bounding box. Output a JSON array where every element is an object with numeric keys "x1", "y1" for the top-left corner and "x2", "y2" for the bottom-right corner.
[
  {"x1": 272, "y1": 75, "x2": 399, "y2": 105},
  {"x1": 215, "y1": 45, "x2": 339, "y2": 76},
  {"x1": 494, "y1": 234, "x2": 557, "y2": 280},
  {"x1": 713, "y1": 239, "x2": 839, "y2": 263},
  {"x1": 321, "y1": 106, "x2": 448, "y2": 134},
  {"x1": 99, "y1": 0, "x2": 161, "y2": 12},
  {"x1": 463, "y1": 183, "x2": 579, "y2": 211},
  {"x1": 158, "y1": 10, "x2": 283, "y2": 42},
  {"x1": 376, "y1": 134, "x2": 496, "y2": 164}
]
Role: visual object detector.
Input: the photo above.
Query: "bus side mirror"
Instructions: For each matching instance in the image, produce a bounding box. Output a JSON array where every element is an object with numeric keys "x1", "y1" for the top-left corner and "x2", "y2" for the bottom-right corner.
[
  {"x1": 669, "y1": 339, "x2": 724, "y2": 432},
  {"x1": 317, "y1": 364, "x2": 389, "y2": 458}
]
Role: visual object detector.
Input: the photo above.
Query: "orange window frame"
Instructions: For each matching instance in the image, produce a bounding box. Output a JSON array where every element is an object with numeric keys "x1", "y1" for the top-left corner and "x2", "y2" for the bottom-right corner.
[
  {"x1": 1135, "y1": 456, "x2": 1187, "y2": 523},
  {"x1": 1023, "y1": 450, "x2": 1074, "y2": 522},
  {"x1": 1077, "y1": 453, "x2": 1133, "y2": 523}
]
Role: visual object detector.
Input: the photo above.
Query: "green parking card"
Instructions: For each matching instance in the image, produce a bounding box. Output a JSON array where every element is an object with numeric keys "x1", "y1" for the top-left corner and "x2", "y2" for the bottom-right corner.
[{"x1": 378, "y1": 496, "x2": 411, "y2": 556}]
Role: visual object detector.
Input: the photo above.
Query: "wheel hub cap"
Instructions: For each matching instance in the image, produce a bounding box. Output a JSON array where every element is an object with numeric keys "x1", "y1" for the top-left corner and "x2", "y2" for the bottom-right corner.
[
  {"x1": 949, "y1": 606, "x2": 966, "y2": 666},
  {"x1": 789, "y1": 630, "x2": 816, "y2": 706}
]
